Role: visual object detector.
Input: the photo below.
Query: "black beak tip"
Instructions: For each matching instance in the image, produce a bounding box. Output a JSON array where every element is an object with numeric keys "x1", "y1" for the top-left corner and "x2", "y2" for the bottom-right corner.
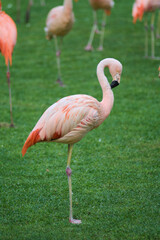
[{"x1": 110, "y1": 80, "x2": 119, "y2": 89}]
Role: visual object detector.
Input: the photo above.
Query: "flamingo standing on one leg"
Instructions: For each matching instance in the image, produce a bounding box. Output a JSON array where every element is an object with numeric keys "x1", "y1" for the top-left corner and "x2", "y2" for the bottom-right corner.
[
  {"x1": 22, "y1": 58, "x2": 123, "y2": 224},
  {"x1": 85, "y1": 0, "x2": 114, "y2": 51},
  {"x1": 0, "y1": 1, "x2": 17, "y2": 127},
  {"x1": 132, "y1": 0, "x2": 160, "y2": 59},
  {"x1": 44, "y1": 0, "x2": 77, "y2": 87}
]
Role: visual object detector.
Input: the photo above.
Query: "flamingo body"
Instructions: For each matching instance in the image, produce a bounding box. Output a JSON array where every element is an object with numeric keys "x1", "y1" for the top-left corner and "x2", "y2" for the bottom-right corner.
[
  {"x1": 44, "y1": 0, "x2": 76, "y2": 86},
  {"x1": 132, "y1": 0, "x2": 160, "y2": 23},
  {"x1": 0, "y1": 11, "x2": 17, "y2": 66},
  {"x1": 0, "y1": 4, "x2": 17, "y2": 127},
  {"x1": 89, "y1": 0, "x2": 114, "y2": 12},
  {"x1": 45, "y1": 6, "x2": 74, "y2": 39},
  {"x1": 132, "y1": 0, "x2": 160, "y2": 58},
  {"x1": 22, "y1": 58, "x2": 122, "y2": 224},
  {"x1": 22, "y1": 94, "x2": 112, "y2": 156}
]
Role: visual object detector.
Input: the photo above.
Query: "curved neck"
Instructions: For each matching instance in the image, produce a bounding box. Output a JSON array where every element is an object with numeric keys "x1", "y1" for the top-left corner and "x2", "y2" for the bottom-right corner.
[
  {"x1": 97, "y1": 59, "x2": 114, "y2": 116},
  {"x1": 63, "y1": 0, "x2": 73, "y2": 11},
  {"x1": 97, "y1": 59, "x2": 112, "y2": 100}
]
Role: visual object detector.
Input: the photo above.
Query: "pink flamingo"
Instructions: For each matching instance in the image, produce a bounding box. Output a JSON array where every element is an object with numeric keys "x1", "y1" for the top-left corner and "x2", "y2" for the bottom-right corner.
[
  {"x1": 44, "y1": 0, "x2": 78, "y2": 87},
  {"x1": 0, "y1": 1, "x2": 17, "y2": 127},
  {"x1": 158, "y1": 66, "x2": 160, "y2": 77},
  {"x1": 132, "y1": 0, "x2": 160, "y2": 58},
  {"x1": 85, "y1": 0, "x2": 114, "y2": 51},
  {"x1": 22, "y1": 58, "x2": 123, "y2": 224}
]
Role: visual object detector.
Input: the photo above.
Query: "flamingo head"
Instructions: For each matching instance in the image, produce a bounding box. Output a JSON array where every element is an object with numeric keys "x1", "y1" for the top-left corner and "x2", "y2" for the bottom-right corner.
[{"x1": 110, "y1": 59, "x2": 122, "y2": 89}]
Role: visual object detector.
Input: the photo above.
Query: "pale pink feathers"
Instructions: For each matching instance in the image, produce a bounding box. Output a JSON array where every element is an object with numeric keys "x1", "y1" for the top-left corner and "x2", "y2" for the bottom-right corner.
[{"x1": 45, "y1": 0, "x2": 75, "y2": 39}]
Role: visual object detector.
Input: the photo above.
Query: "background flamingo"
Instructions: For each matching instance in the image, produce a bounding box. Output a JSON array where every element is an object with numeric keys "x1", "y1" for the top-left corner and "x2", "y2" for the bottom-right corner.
[
  {"x1": 22, "y1": 58, "x2": 123, "y2": 224},
  {"x1": 85, "y1": 0, "x2": 114, "y2": 51},
  {"x1": 0, "y1": 1, "x2": 17, "y2": 127},
  {"x1": 132, "y1": 0, "x2": 160, "y2": 59},
  {"x1": 16, "y1": 0, "x2": 45, "y2": 24},
  {"x1": 44, "y1": 0, "x2": 77, "y2": 87},
  {"x1": 158, "y1": 66, "x2": 160, "y2": 77}
]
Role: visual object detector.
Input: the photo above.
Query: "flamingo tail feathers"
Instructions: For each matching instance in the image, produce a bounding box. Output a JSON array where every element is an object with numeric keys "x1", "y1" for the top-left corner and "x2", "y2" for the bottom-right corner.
[{"x1": 22, "y1": 128, "x2": 41, "y2": 157}]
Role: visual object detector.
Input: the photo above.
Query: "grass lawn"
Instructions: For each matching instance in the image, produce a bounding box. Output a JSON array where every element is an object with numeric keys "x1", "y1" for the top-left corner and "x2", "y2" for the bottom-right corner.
[{"x1": 0, "y1": 0, "x2": 160, "y2": 239}]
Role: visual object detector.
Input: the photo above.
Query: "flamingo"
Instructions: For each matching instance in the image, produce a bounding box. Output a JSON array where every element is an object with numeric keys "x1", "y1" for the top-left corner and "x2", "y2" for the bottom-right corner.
[
  {"x1": 158, "y1": 66, "x2": 160, "y2": 77},
  {"x1": 132, "y1": 0, "x2": 160, "y2": 59},
  {"x1": 44, "y1": 0, "x2": 78, "y2": 87},
  {"x1": 16, "y1": 0, "x2": 45, "y2": 24},
  {"x1": 85, "y1": 0, "x2": 114, "y2": 51},
  {"x1": 22, "y1": 58, "x2": 123, "y2": 224},
  {"x1": 0, "y1": 1, "x2": 17, "y2": 127}
]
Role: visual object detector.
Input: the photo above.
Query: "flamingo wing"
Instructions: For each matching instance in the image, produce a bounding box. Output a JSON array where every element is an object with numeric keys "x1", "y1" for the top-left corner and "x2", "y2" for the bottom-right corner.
[
  {"x1": 0, "y1": 12, "x2": 17, "y2": 66},
  {"x1": 22, "y1": 95, "x2": 101, "y2": 156}
]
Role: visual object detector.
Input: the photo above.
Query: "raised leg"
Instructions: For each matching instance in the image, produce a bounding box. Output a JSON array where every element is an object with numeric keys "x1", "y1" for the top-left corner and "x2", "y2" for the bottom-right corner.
[
  {"x1": 156, "y1": 11, "x2": 160, "y2": 39},
  {"x1": 54, "y1": 36, "x2": 65, "y2": 87},
  {"x1": 98, "y1": 11, "x2": 106, "y2": 51},
  {"x1": 66, "y1": 144, "x2": 81, "y2": 224},
  {"x1": 25, "y1": 0, "x2": 33, "y2": 23},
  {"x1": 16, "y1": 0, "x2": 21, "y2": 23},
  {"x1": 150, "y1": 12, "x2": 155, "y2": 59},
  {"x1": 85, "y1": 10, "x2": 99, "y2": 51},
  {"x1": 7, "y1": 63, "x2": 14, "y2": 127},
  {"x1": 144, "y1": 15, "x2": 149, "y2": 58}
]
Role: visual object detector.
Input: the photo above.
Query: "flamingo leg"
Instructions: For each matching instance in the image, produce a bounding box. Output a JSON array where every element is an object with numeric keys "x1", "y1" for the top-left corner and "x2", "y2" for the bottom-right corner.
[
  {"x1": 66, "y1": 144, "x2": 81, "y2": 224},
  {"x1": 16, "y1": 0, "x2": 21, "y2": 23},
  {"x1": 156, "y1": 11, "x2": 160, "y2": 39},
  {"x1": 40, "y1": 0, "x2": 45, "y2": 6},
  {"x1": 7, "y1": 62, "x2": 14, "y2": 127},
  {"x1": 85, "y1": 10, "x2": 99, "y2": 51},
  {"x1": 98, "y1": 11, "x2": 106, "y2": 51},
  {"x1": 25, "y1": 0, "x2": 33, "y2": 23},
  {"x1": 144, "y1": 15, "x2": 149, "y2": 58},
  {"x1": 54, "y1": 36, "x2": 65, "y2": 87},
  {"x1": 150, "y1": 12, "x2": 155, "y2": 58}
]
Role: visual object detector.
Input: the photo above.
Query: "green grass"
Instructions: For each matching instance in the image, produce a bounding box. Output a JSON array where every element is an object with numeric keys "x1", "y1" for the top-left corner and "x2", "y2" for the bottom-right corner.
[{"x1": 0, "y1": 0, "x2": 160, "y2": 239}]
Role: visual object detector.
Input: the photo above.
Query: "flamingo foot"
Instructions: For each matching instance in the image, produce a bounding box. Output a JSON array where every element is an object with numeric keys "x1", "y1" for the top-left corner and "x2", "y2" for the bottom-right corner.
[
  {"x1": 97, "y1": 46, "x2": 103, "y2": 51},
  {"x1": 84, "y1": 44, "x2": 93, "y2": 51},
  {"x1": 56, "y1": 78, "x2": 65, "y2": 87},
  {"x1": 0, "y1": 122, "x2": 14, "y2": 128},
  {"x1": 56, "y1": 51, "x2": 61, "y2": 57},
  {"x1": 69, "y1": 218, "x2": 82, "y2": 224},
  {"x1": 95, "y1": 29, "x2": 100, "y2": 34}
]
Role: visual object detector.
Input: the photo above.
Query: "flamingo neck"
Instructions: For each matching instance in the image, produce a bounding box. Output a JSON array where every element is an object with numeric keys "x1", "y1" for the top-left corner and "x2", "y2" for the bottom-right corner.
[
  {"x1": 63, "y1": 0, "x2": 73, "y2": 12},
  {"x1": 97, "y1": 59, "x2": 114, "y2": 115},
  {"x1": 0, "y1": 1, "x2": 2, "y2": 11}
]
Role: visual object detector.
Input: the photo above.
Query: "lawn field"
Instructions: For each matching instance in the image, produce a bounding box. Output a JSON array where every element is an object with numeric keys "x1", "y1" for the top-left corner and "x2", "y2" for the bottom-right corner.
[{"x1": 0, "y1": 0, "x2": 160, "y2": 239}]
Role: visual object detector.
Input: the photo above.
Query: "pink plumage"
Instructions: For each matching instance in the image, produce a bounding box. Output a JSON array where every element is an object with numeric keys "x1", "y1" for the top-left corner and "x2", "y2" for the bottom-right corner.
[
  {"x1": 0, "y1": 5, "x2": 17, "y2": 66},
  {"x1": 132, "y1": 0, "x2": 160, "y2": 23},
  {"x1": 22, "y1": 58, "x2": 123, "y2": 224},
  {"x1": 0, "y1": 1, "x2": 17, "y2": 127}
]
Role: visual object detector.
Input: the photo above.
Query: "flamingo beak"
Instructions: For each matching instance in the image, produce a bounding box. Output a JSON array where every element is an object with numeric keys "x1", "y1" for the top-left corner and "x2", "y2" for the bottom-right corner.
[
  {"x1": 110, "y1": 80, "x2": 119, "y2": 89},
  {"x1": 110, "y1": 73, "x2": 120, "y2": 89}
]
